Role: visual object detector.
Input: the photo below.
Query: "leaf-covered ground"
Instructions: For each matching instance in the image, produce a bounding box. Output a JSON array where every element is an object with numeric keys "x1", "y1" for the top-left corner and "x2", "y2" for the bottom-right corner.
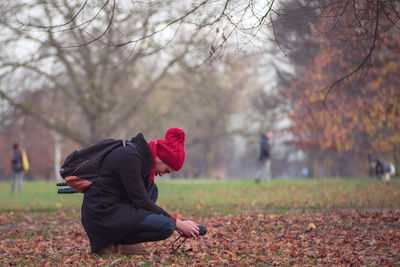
[{"x1": 1, "y1": 209, "x2": 399, "y2": 266}]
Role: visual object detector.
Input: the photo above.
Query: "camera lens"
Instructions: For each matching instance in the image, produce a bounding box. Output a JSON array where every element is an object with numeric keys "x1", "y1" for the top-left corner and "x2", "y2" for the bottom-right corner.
[{"x1": 198, "y1": 225, "x2": 207, "y2": 236}]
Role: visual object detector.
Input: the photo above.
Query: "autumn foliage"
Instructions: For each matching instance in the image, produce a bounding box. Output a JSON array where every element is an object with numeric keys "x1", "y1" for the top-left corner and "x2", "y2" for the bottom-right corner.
[
  {"x1": 1, "y1": 179, "x2": 399, "y2": 265},
  {"x1": 285, "y1": 1, "x2": 400, "y2": 172},
  {"x1": 1, "y1": 210, "x2": 399, "y2": 265}
]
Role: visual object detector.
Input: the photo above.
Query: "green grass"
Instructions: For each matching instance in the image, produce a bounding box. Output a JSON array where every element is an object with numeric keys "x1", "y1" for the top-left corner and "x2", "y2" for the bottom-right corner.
[
  {"x1": 158, "y1": 177, "x2": 400, "y2": 215},
  {"x1": 0, "y1": 181, "x2": 83, "y2": 212},
  {"x1": 0, "y1": 177, "x2": 399, "y2": 215}
]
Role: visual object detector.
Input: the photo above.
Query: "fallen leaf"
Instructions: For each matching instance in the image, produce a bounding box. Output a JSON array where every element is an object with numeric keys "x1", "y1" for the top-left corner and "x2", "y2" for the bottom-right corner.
[{"x1": 305, "y1": 222, "x2": 317, "y2": 232}]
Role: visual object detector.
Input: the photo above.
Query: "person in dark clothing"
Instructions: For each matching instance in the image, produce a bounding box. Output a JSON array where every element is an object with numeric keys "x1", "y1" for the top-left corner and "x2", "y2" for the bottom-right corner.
[
  {"x1": 256, "y1": 130, "x2": 273, "y2": 182},
  {"x1": 11, "y1": 143, "x2": 24, "y2": 193},
  {"x1": 369, "y1": 155, "x2": 395, "y2": 181},
  {"x1": 81, "y1": 128, "x2": 199, "y2": 256}
]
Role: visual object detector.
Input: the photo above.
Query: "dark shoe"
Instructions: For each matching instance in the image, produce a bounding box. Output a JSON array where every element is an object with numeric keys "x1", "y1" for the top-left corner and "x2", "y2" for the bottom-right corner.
[
  {"x1": 99, "y1": 244, "x2": 119, "y2": 255},
  {"x1": 120, "y1": 244, "x2": 148, "y2": 255}
]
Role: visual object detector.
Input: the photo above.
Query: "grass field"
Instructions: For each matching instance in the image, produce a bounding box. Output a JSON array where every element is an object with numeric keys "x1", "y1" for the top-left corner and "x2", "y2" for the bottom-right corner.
[
  {"x1": 1, "y1": 178, "x2": 399, "y2": 265},
  {"x1": 1, "y1": 177, "x2": 399, "y2": 214}
]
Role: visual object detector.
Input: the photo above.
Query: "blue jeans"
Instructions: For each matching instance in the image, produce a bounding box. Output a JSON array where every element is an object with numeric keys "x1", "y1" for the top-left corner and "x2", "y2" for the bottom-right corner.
[{"x1": 118, "y1": 183, "x2": 176, "y2": 244}]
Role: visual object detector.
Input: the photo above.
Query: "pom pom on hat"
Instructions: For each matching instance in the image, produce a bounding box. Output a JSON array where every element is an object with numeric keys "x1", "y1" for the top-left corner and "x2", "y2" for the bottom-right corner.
[{"x1": 157, "y1": 128, "x2": 186, "y2": 171}]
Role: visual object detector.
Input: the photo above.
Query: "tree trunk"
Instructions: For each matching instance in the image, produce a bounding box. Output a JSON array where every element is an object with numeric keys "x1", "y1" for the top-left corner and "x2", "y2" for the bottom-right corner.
[
  {"x1": 307, "y1": 150, "x2": 316, "y2": 178},
  {"x1": 52, "y1": 132, "x2": 62, "y2": 181},
  {"x1": 205, "y1": 141, "x2": 215, "y2": 179}
]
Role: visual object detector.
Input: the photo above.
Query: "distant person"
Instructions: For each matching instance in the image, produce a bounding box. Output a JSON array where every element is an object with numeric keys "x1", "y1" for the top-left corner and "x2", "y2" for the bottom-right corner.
[
  {"x1": 80, "y1": 128, "x2": 200, "y2": 256},
  {"x1": 11, "y1": 143, "x2": 29, "y2": 193},
  {"x1": 256, "y1": 130, "x2": 273, "y2": 182},
  {"x1": 369, "y1": 155, "x2": 395, "y2": 181}
]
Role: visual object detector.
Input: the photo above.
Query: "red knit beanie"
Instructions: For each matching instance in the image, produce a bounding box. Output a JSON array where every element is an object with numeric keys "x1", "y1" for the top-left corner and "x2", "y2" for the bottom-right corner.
[{"x1": 157, "y1": 127, "x2": 186, "y2": 171}]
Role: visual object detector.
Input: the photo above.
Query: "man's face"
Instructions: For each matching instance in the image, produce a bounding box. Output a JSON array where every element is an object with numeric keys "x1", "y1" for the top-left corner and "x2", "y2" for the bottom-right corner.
[{"x1": 154, "y1": 156, "x2": 174, "y2": 177}]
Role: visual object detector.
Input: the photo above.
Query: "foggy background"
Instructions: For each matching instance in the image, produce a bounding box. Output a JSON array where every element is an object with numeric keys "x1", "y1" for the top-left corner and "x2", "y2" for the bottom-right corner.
[{"x1": 0, "y1": 0, "x2": 398, "y2": 181}]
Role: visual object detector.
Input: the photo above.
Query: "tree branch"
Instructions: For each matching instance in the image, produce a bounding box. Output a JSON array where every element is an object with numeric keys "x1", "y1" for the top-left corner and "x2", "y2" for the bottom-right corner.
[
  {"x1": 323, "y1": 0, "x2": 381, "y2": 108},
  {"x1": 0, "y1": 89, "x2": 90, "y2": 145},
  {"x1": 18, "y1": 0, "x2": 89, "y2": 29}
]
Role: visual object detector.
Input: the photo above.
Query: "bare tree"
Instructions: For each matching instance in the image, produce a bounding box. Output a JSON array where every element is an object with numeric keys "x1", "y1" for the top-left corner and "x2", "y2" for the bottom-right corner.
[
  {"x1": 8, "y1": 1, "x2": 276, "y2": 55},
  {"x1": 0, "y1": 1, "x2": 211, "y2": 145},
  {"x1": 2, "y1": 1, "x2": 397, "y2": 97}
]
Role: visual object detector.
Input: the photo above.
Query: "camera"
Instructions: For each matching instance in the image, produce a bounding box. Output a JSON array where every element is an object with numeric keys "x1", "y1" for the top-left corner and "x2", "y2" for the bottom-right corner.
[
  {"x1": 170, "y1": 224, "x2": 207, "y2": 254},
  {"x1": 198, "y1": 225, "x2": 207, "y2": 236}
]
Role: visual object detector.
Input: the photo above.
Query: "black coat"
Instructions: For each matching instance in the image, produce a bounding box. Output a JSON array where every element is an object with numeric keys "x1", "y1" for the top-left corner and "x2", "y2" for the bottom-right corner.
[
  {"x1": 81, "y1": 133, "x2": 172, "y2": 253},
  {"x1": 11, "y1": 149, "x2": 23, "y2": 172},
  {"x1": 259, "y1": 134, "x2": 271, "y2": 161}
]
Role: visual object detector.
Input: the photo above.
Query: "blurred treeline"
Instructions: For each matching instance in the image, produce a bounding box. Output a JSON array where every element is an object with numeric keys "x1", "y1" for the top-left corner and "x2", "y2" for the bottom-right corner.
[{"x1": 0, "y1": 1, "x2": 398, "y2": 180}]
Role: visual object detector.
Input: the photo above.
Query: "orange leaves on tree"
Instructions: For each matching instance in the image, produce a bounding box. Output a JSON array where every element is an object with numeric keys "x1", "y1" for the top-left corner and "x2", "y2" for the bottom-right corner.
[{"x1": 286, "y1": 3, "x2": 400, "y2": 161}]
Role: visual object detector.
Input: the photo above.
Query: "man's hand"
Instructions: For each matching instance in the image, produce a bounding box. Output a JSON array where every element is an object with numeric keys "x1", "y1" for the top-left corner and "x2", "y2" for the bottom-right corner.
[{"x1": 175, "y1": 219, "x2": 199, "y2": 238}]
